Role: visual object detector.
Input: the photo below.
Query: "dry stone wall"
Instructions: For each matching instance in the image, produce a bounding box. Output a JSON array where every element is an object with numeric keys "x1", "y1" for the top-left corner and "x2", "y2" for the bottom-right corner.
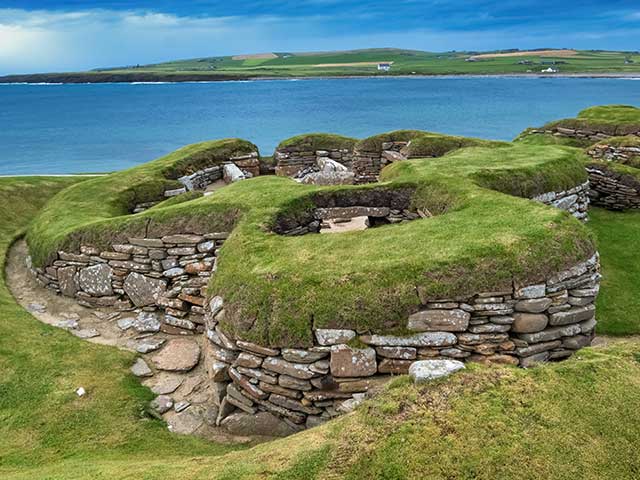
[
  {"x1": 532, "y1": 181, "x2": 590, "y2": 221},
  {"x1": 275, "y1": 147, "x2": 353, "y2": 178},
  {"x1": 29, "y1": 233, "x2": 229, "y2": 333},
  {"x1": 205, "y1": 254, "x2": 600, "y2": 429},
  {"x1": 586, "y1": 164, "x2": 640, "y2": 210},
  {"x1": 536, "y1": 126, "x2": 640, "y2": 143},
  {"x1": 352, "y1": 141, "x2": 408, "y2": 184},
  {"x1": 588, "y1": 143, "x2": 640, "y2": 165}
]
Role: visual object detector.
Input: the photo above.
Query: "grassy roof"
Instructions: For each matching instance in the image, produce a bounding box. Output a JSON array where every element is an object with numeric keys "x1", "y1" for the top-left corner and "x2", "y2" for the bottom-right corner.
[
  {"x1": 577, "y1": 105, "x2": 640, "y2": 125},
  {"x1": 354, "y1": 130, "x2": 507, "y2": 157},
  {"x1": 602, "y1": 135, "x2": 640, "y2": 147},
  {"x1": 542, "y1": 105, "x2": 640, "y2": 136},
  {"x1": 26, "y1": 139, "x2": 255, "y2": 266},
  {"x1": 276, "y1": 133, "x2": 358, "y2": 152},
  {"x1": 28, "y1": 138, "x2": 594, "y2": 348}
]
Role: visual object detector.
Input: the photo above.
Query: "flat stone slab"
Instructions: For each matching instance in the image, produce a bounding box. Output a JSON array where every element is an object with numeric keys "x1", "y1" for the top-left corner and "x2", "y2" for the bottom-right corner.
[
  {"x1": 73, "y1": 328, "x2": 100, "y2": 339},
  {"x1": 131, "y1": 358, "x2": 153, "y2": 377},
  {"x1": 78, "y1": 264, "x2": 113, "y2": 296},
  {"x1": 152, "y1": 339, "x2": 201, "y2": 372},
  {"x1": 407, "y1": 309, "x2": 470, "y2": 332},
  {"x1": 330, "y1": 345, "x2": 377, "y2": 378},
  {"x1": 409, "y1": 359, "x2": 465, "y2": 384},
  {"x1": 150, "y1": 375, "x2": 184, "y2": 395},
  {"x1": 123, "y1": 272, "x2": 166, "y2": 307},
  {"x1": 314, "y1": 329, "x2": 356, "y2": 346},
  {"x1": 361, "y1": 332, "x2": 457, "y2": 347}
]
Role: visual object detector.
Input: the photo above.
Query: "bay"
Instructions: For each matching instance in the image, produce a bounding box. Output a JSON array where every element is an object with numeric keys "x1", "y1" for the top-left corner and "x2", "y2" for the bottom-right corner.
[{"x1": 0, "y1": 77, "x2": 638, "y2": 175}]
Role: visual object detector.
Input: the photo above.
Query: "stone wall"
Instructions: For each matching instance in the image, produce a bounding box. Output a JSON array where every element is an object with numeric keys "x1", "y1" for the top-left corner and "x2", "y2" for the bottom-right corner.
[
  {"x1": 205, "y1": 254, "x2": 600, "y2": 429},
  {"x1": 178, "y1": 153, "x2": 261, "y2": 191},
  {"x1": 532, "y1": 181, "x2": 590, "y2": 221},
  {"x1": 536, "y1": 126, "x2": 640, "y2": 143},
  {"x1": 30, "y1": 233, "x2": 228, "y2": 333},
  {"x1": 586, "y1": 164, "x2": 640, "y2": 210},
  {"x1": 275, "y1": 147, "x2": 353, "y2": 178},
  {"x1": 352, "y1": 141, "x2": 408, "y2": 184},
  {"x1": 588, "y1": 143, "x2": 640, "y2": 165},
  {"x1": 275, "y1": 206, "x2": 422, "y2": 236}
]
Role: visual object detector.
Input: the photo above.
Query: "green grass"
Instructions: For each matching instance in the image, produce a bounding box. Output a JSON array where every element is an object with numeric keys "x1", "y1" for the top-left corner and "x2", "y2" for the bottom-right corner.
[
  {"x1": 355, "y1": 129, "x2": 506, "y2": 155},
  {"x1": 542, "y1": 105, "x2": 640, "y2": 137},
  {"x1": 587, "y1": 208, "x2": 640, "y2": 335},
  {"x1": 0, "y1": 177, "x2": 247, "y2": 479},
  {"x1": 26, "y1": 141, "x2": 595, "y2": 347},
  {"x1": 90, "y1": 49, "x2": 640, "y2": 77},
  {"x1": 577, "y1": 105, "x2": 640, "y2": 125},
  {"x1": 5, "y1": 48, "x2": 640, "y2": 83},
  {"x1": 277, "y1": 133, "x2": 358, "y2": 151},
  {"x1": 3, "y1": 176, "x2": 640, "y2": 478}
]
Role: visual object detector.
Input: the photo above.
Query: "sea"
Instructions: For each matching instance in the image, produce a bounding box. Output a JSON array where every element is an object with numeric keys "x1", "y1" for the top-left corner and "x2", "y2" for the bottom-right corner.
[{"x1": 0, "y1": 76, "x2": 638, "y2": 175}]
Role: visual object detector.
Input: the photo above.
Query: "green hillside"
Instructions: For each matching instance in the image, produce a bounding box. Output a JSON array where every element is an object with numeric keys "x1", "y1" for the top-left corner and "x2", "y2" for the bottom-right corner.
[{"x1": 3, "y1": 48, "x2": 640, "y2": 83}]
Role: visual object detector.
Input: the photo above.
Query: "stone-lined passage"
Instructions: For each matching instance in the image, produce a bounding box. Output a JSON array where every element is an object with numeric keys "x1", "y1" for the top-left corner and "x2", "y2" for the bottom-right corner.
[{"x1": 29, "y1": 232, "x2": 229, "y2": 332}]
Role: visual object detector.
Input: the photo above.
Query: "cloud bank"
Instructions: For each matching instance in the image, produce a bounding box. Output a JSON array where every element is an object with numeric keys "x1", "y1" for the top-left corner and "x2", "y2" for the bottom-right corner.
[{"x1": 0, "y1": 4, "x2": 639, "y2": 74}]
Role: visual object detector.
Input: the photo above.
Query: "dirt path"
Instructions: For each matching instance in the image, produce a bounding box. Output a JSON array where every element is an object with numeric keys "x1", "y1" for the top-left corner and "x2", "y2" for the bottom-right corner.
[{"x1": 6, "y1": 239, "x2": 267, "y2": 445}]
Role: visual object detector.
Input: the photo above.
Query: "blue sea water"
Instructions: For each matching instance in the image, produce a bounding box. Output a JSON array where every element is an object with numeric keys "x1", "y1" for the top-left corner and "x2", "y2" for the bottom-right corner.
[{"x1": 0, "y1": 77, "x2": 638, "y2": 175}]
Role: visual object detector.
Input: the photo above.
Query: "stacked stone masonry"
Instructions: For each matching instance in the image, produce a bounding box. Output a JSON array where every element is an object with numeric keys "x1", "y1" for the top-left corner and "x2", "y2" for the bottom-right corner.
[
  {"x1": 205, "y1": 254, "x2": 600, "y2": 429},
  {"x1": 538, "y1": 126, "x2": 640, "y2": 143},
  {"x1": 275, "y1": 206, "x2": 423, "y2": 236},
  {"x1": 30, "y1": 233, "x2": 229, "y2": 333},
  {"x1": 586, "y1": 164, "x2": 640, "y2": 210},
  {"x1": 352, "y1": 141, "x2": 409, "y2": 184},
  {"x1": 532, "y1": 181, "x2": 590, "y2": 221},
  {"x1": 132, "y1": 152, "x2": 260, "y2": 213},
  {"x1": 585, "y1": 144, "x2": 640, "y2": 210},
  {"x1": 275, "y1": 147, "x2": 353, "y2": 178}
]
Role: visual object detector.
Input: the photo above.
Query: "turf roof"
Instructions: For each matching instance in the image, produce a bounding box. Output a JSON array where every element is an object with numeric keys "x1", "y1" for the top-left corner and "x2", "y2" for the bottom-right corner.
[{"x1": 28, "y1": 136, "x2": 593, "y2": 347}]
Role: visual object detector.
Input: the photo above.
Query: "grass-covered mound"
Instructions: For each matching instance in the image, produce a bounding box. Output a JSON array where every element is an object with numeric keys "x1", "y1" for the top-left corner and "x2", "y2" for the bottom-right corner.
[
  {"x1": 27, "y1": 139, "x2": 593, "y2": 347},
  {"x1": 26, "y1": 139, "x2": 257, "y2": 266},
  {"x1": 514, "y1": 128, "x2": 592, "y2": 147},
  {"x1": 543, "y1": 105, "x2": 640, "y2": 136},
  {"x1": 276, "y1": 133, "x2": 358, "y2": 152},
  {"x1": 0, "y1": 178, "x2": 247, "y2": 479},
  {"x1": 352, "y1": 129, "x2": 505, "y2": 155},
  {"x1": 4, "y1": 176, "x2": 640, "y2": 478},
  {"x1": 591, "y1": 135, "x2": 640, "y2": 169}
]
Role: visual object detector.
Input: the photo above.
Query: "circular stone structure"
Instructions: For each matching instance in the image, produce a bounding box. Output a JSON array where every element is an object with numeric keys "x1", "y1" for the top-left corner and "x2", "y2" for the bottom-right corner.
[{"x1": 25, "y1": 127, "x2": 602, "y2": 432}]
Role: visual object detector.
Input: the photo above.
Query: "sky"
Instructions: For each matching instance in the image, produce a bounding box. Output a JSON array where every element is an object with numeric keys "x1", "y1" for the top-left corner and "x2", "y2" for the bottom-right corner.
[{"x1": 1, "y1": 1, "x2": 639, "y2": 74}]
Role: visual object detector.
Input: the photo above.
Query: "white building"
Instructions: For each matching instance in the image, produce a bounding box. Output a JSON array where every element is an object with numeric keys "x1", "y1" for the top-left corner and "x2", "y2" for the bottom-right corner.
[{"x1": 377, "y1": 63, "x2": 392, "y2": 72}]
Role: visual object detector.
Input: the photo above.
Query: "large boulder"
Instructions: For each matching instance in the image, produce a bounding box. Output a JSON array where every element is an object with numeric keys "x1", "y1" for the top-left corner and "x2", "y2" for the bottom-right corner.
[
  {"x1": 123, "y1": 272, "x2": 167, "y2": 307},
  {"x1": 78, "y1": 264, "x2": 113, "y2": 296}
]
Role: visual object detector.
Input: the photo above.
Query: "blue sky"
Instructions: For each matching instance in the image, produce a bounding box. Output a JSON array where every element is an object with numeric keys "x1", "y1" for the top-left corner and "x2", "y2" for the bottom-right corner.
[{"x1": 1, "y1": 1, "x2": 639, "y2": 74}]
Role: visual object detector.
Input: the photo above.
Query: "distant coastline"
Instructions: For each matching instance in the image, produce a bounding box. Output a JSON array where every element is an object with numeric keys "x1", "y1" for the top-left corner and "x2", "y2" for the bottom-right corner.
[{"x1": 2, "y1": 71, "x2": 640, "y2": 84}]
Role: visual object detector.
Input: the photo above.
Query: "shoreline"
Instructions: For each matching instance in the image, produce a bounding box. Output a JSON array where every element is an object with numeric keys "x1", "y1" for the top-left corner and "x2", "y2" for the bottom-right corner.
[{"x1": 1, "y1": 71, "x2": 640, "y2": 85}]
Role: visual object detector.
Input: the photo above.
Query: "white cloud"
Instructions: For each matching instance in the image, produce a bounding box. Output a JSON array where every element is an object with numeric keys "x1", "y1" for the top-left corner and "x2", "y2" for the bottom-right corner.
[{"x1": 0, "y1": 7, "x2": 638, "y2": 75}]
